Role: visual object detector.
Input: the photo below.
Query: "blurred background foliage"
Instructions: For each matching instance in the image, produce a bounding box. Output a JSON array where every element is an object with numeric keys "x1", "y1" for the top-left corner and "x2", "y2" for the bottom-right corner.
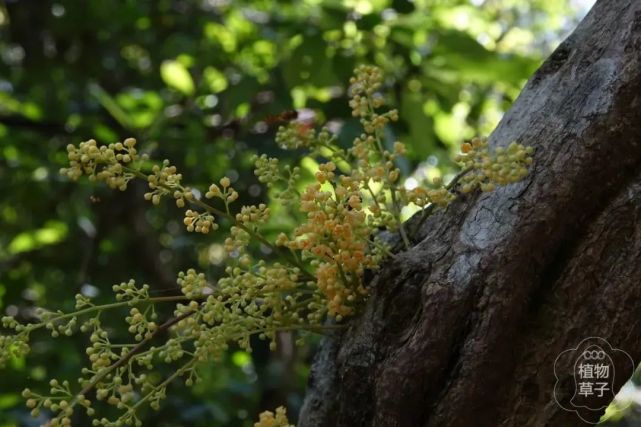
[{"x1": 0, "y1": 0, "x2": 616, "y2": 426}]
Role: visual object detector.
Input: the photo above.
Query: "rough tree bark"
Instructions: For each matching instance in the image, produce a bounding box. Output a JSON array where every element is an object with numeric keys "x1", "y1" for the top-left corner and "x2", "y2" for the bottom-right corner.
[{"x1": 299, "y1": 1, "x2": 641, "y2": 426}]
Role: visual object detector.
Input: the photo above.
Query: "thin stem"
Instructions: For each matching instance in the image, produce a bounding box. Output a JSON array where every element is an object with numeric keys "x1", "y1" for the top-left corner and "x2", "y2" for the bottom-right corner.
[
  {"x1": 321, "y1": 141, "x2": 351, "y2": 164},
  {"x1": 371, "y1": 238, "x2": 395, "y2": 258},
  {"x1": 390, "y1": 188, "x2": 410, "y2": 248},
  {"x1": 445, "y1": 167, "x2": 473, "y2": 191},
  {"x1": 129, "y1": 357, "x2": 196, "y2": 413},
  {"x1": 365, "y1": 183, "x2": 383, "y2": 213},
  {"x1": 366, "y1": 99, "x2": 410, "y2": 249},
  {"x1": 123, "y1": 165, "x2": 315, "y2": 281},
  {"x1": 71, "y1": 310, "x2": 196, "y2": 407},
  {"x1": 123, "y1": 322, "x2": 346, "y2": 420},
  {"x1": 409, "y1": 167, "x2": 474, "y2": 238},
  {"x1": 31, "y1": 296, "x2": 190, "y2": 333}
]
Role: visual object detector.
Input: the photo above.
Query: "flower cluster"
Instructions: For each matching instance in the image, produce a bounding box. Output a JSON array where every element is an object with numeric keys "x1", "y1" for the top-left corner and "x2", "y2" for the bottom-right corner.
[
  {"x1": 183, "y1": 209, "x2": 217, "y2": 234},
  {"x1": 275, "y1": 122, "x2": 316, "y2": 149},
  {"x1": 126, "y1": 307, "x2": 158, "y2": 341},
  {"x1": 349, "y1": 64, "x2": 385, "y2": 115},
  {"x1": 177, "y1": 269, "x2": 209, "y2": 298},
  {"x1": 456, "y1": 137, "x2": 534, "y2": 193},
  {"x1": 60, "y1": 138, "x2": 142, "y2": 190},
  {"x1": 236, "y1": 204, "x2": 270, "y2": 225},
  {"x1": 252, "y1": 154, "x2": 302, "y2": 204},
  {"x1": 1, "y1": 65, "x2": 535, "y2": 426},
  {"x1": 0, "y1": 317, "x2": 30, "y2": 368},
  {"x1": 144, "y1": 160, "x2": 194, "y2": 208},
  {"x1": 22, "y1": 380, "x2": 89, "y2": 426},
  {"x1": 403, "y1": 185, "x2": 455, "y2": 209},
  {"x1": 112, "y1": 279, "x2": 150, "y2": 301},
  {"x1": 345, "y1": 66, "x2": 410, "y2": 236},
  {"x1": 254, "y1": 406, "x2": 294, "y2": 427},
  {"x1": 224, "y1": 225, "x2": 251, "y2": 253},
  {"x1": 205, "y1": 177, "x2": 239, "y2": 202},
  {"x1": 281, "y1": 172, "x2": 377, "y2": 318},
  {"x1": 253, "y1": 154, "x2": 281, "y2": 185}
]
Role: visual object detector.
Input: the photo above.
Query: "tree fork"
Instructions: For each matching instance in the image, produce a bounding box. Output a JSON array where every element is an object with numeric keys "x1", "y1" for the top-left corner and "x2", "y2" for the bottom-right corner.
[{"x1": 300, "y1": 1, "x2": 641, "y2": 426}]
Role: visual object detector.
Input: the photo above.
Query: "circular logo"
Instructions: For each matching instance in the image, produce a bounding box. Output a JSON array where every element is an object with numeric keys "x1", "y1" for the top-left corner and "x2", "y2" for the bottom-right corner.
[{"x1": 553, "y1": 337, "x2": 635, "y2": 424}]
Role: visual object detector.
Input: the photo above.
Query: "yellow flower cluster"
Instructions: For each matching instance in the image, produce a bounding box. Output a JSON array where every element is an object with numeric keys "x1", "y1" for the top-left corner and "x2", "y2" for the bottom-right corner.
[
  {"x1": 126, "y1": 307, "x2": 158, "y2": 341},
  {"x1": 402, "y1": 184, "x2": 455, "y2": 209},
  {"x1": 346, "y1": 66, "x2": 409, "y2": 234},
  {"x1": 62, "y1": 138, "x2": 248, "y2": 238},
  {"x1": 236, "y1": 204, "x2": 270, "y2": 225},
  {"x1": 60, "y1": 138, "x2": 141, "y2": 190},
  {"x1": 144, "y1": 160, "x2": 194, "y2": 207},
  {"x1": 349, "y1": 64, "x2": 384, "y2": 115},
  {"x1": 181, "y1": 258, "x2": 313, "y2": 363},
  {"x1": 314, "y1": 161, "x2": 336, "y2": 183},
  {"x1": 177, "y1": 269, "x2": 209, "y2": 298},
  {"x1": 112, "y1": 279, "x2": 150, "y2": 301},
  {"x1": 456, "y1": 137, "x2": 534, "y2": 193},
  {"x1": 252, "y1": 154, "x2": 281, "y2": 185},
  {"x1": 254, "y1": 406, "x2": 294, "y2": 427},
  {"x1": 224, "y1": 225, "x2": 251, "y2": 253},
  {"x1": 183, "y1": 209, "x2": 217, "y2": 234},
  {"x1": 252, "y1": 154, "x2": 302, "y2": 204},
  {"x1": 281, "y1": 168, "x2": 375, "y2": 318},
  {"x1": 86, "y1": 326, "x2": 118, "y2": 370},
  {"x1": 22, "y1": 381, "x2": 88, "y2": 426},
  {"x1": 205, "y1": 177, "x2": 238, "y2": 202},
  {"x1": 275, "y1": 122, "x2": 315, "y2": 149}
]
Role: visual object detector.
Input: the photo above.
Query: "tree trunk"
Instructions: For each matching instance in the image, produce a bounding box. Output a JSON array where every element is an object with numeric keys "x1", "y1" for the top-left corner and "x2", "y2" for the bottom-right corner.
[{"x1": 299, "y1": 1, "x2": 641, "y2": 426}]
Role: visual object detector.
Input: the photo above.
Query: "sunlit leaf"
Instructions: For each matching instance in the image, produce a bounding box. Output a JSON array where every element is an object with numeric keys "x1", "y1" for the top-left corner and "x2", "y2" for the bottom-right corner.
[
  {"x1": 0, "y1": 394, "x2": 19, "y2": 409},
  {"x1": 160, "y1": 60, "x2": 195, "y2": 96},
  {"x1": 89, "y1": 83, "x2": 134, "y2": 130},
  {"x1": 8, "y1": 221, "x2": 68, "y2": 255},
  {"x1": 231, "y1": 351, "x2": 252, "y2": 368},
  {"x1": 203, "y1": 67, "x2": 228, "y2": 93}
]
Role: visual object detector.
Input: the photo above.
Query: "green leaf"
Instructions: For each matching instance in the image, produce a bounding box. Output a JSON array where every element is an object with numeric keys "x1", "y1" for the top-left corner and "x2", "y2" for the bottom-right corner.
[
  {"x1": 427, "y1": 29, "x2": 539, "y2": 86},
  {"x1": 283, "y1": 35, "x2": 337, "y2": 88},
  {"x1": 401, "y1": 90, "x2": 436, "y2": 159},
  {"x1": 8, "y1": 221, "x2": 68, "y2": 255},
  {"x1": 160, "y1": 60, "x2": 195, "y2": 96},
  {"x1": 231, "y1": 351, "x2": 251, "y2": 368},
  {"x1": 89, "y1": 83, "x2": 134, "y2": 130},
  {"x1": 203, "y1": 67, "x2": 228, "y2": 93},
  {"x1": 0, "y1": 393, "x2": 19, "y2": 409},
  {"x1": 115, "y1": 90, "x2": 164, "y2": 129}
]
